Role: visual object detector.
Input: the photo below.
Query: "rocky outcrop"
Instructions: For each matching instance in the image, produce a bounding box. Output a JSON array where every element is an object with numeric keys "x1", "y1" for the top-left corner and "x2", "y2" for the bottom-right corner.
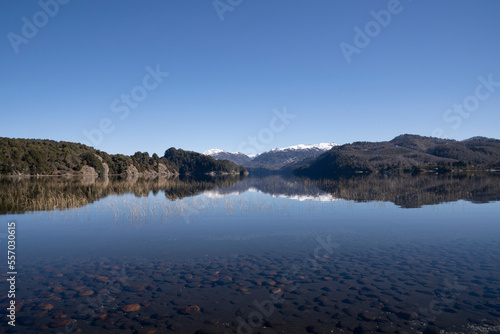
[
  {"x1": 80, "y1": 165, "x2": 98, "y2": 185},
  {"x1": 80, "y1": 165, "x2": 98, "y2": 177},
  {"x1": 125, "y1": 165, "x2": 139, "y2": 177},
  {"x1": 94, "y1": 154, "x2": 109, "y2": 177},
  {"x1": 157, "y1": 163, "x2": 172, "y2": 175}
]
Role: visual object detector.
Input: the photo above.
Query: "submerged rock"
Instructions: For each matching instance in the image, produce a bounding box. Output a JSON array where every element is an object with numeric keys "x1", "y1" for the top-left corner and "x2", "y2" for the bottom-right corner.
[
  {"x1": 179, "y1": 305, "x2": 201, "y2": 315},
  {"x1": 37, "y1": 303, "x2": 54, "y2": 311},
  {"x1": 121, "y1": 303, "x2": 141, "y2": 312},
  {"x1": 79, "y1": 290, "x2": 94, "y2": 297},
  {"x1": 49, "y1": 319, "x2": 74, "y2": 328}
]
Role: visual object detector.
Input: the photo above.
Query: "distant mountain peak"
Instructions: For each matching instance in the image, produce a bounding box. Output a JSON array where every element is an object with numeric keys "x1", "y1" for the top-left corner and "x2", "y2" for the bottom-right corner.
[
  {"x1": 462, "y1": 136, "x2": 492, "y2": 142},
  {"x1": 203, "y1": 149, "x2": 253, "y2": 166},
  {"x1": 203, "y1": 148, "x2": 253, "y2": 155},
  {"x1": 203, "y1": 148, "x2": 229, "y2": 155},
  {"x1": 204, "y1": 141, "x2": 339, "y2": 170},
  {"x1": 270, "y1": 142, "x2": 338, "y2": 152}
]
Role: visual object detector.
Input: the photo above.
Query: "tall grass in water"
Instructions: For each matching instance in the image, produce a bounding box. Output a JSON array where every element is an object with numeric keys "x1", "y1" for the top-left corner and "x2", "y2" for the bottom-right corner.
[{"x1": 0, "y1": 175, "x2": 242, "y2": 215}]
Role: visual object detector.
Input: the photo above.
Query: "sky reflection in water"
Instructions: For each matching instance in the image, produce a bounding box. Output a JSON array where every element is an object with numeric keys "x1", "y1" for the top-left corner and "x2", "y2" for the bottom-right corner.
[{"x1": 2, "y1": 175, "x2": 500, "y2": 333}]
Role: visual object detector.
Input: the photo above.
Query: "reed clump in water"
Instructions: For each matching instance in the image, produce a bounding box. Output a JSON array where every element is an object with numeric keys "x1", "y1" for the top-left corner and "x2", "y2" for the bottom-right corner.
[{"x1": 0, "y1": 175, "x2": 243, "y2": 214}]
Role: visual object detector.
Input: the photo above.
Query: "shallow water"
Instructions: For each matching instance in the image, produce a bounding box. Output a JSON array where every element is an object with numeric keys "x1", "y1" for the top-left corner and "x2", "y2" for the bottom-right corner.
[{"x1": 1, "y1": 175, "x2": 500, "y2": 333}]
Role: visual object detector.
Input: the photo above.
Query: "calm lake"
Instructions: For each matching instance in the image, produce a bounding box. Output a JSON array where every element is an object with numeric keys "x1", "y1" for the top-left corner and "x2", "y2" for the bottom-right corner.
[{"x1": 1, "y1": 174, "x2": 500, "y2": 334}]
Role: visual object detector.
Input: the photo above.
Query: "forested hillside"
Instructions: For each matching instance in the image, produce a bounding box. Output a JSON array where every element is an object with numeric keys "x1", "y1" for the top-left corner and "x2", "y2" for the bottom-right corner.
[
  {"x1": 295, "y1": 135, "x2": 500, "y2": 177},
  {"x1": 164, "y1": 148, "x2": 247, "y2": 175},
  {"x1": 0, "y1": 138, "x2": 246, "y2": 176}
]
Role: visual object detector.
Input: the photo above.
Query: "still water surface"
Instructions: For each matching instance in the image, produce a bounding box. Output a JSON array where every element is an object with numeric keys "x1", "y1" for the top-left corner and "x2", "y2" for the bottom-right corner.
[{"x1": 1, "y1": 174, "x2": 500, "y2": 333}]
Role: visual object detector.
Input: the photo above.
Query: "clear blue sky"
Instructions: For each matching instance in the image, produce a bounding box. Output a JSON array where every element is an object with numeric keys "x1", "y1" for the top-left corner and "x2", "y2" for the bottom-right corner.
[{"x1": 1, "y1": 0, "x2": 499, "y2": 156}]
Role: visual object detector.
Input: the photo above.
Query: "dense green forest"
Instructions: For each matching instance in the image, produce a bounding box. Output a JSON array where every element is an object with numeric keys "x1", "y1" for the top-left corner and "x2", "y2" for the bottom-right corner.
[
  {"x1": 0, "y1": 137, "x2": 246, "y2": 176},
  {"x1": 164, "y1": 147, "x2": 247, "y2": 176},
  {"x1": 295, "y1": 135, "x2": 500, "y2": 178}
]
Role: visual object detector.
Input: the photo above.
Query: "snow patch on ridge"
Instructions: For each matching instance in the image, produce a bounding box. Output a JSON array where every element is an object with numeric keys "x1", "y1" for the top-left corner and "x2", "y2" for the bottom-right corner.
[
  {"x1": 270, "y1": 142, "x2": 338, "y2": 152},
  {"x1": 203, "y1": 149, "x2": 241, "y2": 155},
  {"x1": 203, "y1": 142, "x2": 338, "y2": 158}
]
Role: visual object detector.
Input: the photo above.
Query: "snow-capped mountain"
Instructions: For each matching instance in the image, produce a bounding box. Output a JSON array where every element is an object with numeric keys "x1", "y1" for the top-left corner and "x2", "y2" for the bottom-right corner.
[
  {"x1": 203, "y1": 142, "x2": 338, "y2": 170},
  {"x1": 246, "y1": 142, "x2": 337, "y2": 170},
  {"x1": 203, "y1": 149, "x2": 226, "y2": 156},
  {"x1": 202, "y1": 149, "x2": 253, "y2": 166},
  {"x1": 269, "y1": 143, "x2": 337, "y2": 152}
]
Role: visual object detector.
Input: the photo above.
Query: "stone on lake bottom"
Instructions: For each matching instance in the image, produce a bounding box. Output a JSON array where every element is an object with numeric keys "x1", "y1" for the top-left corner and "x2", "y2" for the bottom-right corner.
[
  {"x1": 121, "y1": 303, "x2": 141, "y2": 312},
  {"x1": 37, "y1": 303, "x2": 54, "y2": 311},
  {"x1": 49, "y1": 319, "x2": 73, "y2": 328}
]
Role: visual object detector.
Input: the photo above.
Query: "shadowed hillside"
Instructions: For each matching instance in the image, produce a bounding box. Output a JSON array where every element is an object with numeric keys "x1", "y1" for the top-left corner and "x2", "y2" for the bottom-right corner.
[{"x1": 295, "y1": 135, "x2": 500, "y2": 177}]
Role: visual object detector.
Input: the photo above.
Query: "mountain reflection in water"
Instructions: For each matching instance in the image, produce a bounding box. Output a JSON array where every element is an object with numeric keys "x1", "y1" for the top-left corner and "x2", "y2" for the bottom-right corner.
[
  {"x1": 2, "y1": 173, "x2": 499, "y2": 215},
  {"x1": 2, "y1": 173, "x2": 500, "y2": 333}
]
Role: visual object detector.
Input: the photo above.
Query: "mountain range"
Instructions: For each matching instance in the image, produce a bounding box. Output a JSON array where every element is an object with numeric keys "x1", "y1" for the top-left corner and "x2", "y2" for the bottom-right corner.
[
  {"x1": 2, "y1": 135, "x2": 499, "y2": 178},
  {"x1": 295, "y1": 135, "x2": 500, "y2": 177},
  {"x1": 203, "y1": 149, "x2": 253, "y2": 166},
  {"x1": 204, "y1": 143, "x2": 338, "y2": 170},
  {"x1": 204, "y1": 135, "x2": 500, "y2": 177}
]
